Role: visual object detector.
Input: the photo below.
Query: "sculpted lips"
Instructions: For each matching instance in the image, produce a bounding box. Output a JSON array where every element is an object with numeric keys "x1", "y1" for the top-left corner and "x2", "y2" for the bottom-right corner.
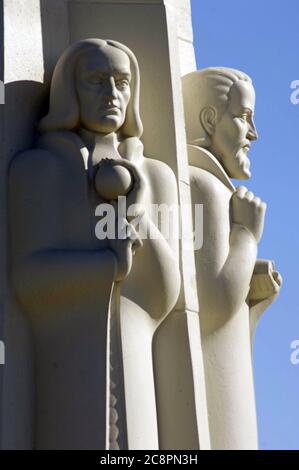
[
  {"x1": 101, "y1": 102, "x2": 120, "y2": 114},
  {"x1": 241, "y1": 140, "x2": 251, "y2": 152},
  {"x1": 233, "y1": 140, "x2": 251, "y2": 159}
]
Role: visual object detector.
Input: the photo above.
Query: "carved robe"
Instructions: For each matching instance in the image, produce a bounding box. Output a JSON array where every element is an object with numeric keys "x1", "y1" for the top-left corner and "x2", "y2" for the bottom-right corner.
[
  {"x1": 9, "y1": 131, "x2": 180, "y2": 449},
  {"x1": 189, "y1": 145, "x2": 280, "y2": 450}
]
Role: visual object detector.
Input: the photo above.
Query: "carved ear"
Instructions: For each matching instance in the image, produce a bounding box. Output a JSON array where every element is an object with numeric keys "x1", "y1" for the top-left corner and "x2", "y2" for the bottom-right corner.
[{"x1": 200, "y1": 106, "x2": 218, "y2": 136}]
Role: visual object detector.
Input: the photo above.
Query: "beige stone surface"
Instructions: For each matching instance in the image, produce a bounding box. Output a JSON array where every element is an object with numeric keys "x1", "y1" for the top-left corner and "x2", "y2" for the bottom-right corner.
[
  {"x1": 2, "y1": 0, "x2": 209, "y2": 450},
  {"x1": 183, "y1": 68, "x2": 282, "y2": 450}
]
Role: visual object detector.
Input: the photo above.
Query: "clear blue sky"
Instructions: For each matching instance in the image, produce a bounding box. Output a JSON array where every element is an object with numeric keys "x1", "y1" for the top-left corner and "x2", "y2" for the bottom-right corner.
[{"x1": 190, "y1": 0, "x2": 299, "y2": 450}]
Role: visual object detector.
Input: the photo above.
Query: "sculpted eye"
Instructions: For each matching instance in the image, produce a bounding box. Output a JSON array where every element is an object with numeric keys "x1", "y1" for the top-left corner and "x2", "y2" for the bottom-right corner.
[
  {"x1": 236, "y1": 113, "x2": 248, "y2": 123},
  {"x1": 239, "y1": 109, "x2": 251, "y2": 121},
  {"x1": 88, "y1": 76, "x2": 105, "y2": 85},
  {"x1": 116, "y1": 80, "x2": 129, "y2": 90}
]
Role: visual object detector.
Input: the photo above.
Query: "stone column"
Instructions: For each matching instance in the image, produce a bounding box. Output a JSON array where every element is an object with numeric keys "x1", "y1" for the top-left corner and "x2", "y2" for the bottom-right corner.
[
  {"x1": 2, "y1": 0, "x2": 46, "y2": 449},
  {"x1": 1, "y1": 0, "x2": 210, "y2": 450}
]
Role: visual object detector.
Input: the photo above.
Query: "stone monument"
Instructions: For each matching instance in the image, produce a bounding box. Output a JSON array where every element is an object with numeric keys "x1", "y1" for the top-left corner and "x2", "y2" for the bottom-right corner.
[
  {"x1": 183, "y1": 67, "x2": 282, "y2": 450},
  {"x1": 1, "y1": 0, "x2": 282, "y2": 451},
  {"x1": 2, "y1": 0, "x2": 210, "y2": 450},
  {"x1": 9, "y1": 37, "x2": 182, "y2": 450}
]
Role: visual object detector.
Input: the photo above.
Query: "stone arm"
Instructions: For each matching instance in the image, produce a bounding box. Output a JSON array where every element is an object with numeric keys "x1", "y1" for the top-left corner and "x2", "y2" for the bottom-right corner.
[
  {"x1": 121, "y1": 158, "x2": 181, "y2": 321},
  {"x1": 248, "y1": 259, "x2": 282, "y2": 342},
  {"x1": 190, "y1": 168, "x2": 257, "y2": 331},
  {"x1": 9, "y1": 149, "x2": 117, "y2": 317}
]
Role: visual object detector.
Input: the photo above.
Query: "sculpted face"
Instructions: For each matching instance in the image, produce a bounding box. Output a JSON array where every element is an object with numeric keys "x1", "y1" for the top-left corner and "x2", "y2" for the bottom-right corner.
[
  {"x1": 209, "y1": 80, "x2": 258, "y2": 179},
  {"x1": 76, "y1": 46, "x2": 131, "y2": 134}
]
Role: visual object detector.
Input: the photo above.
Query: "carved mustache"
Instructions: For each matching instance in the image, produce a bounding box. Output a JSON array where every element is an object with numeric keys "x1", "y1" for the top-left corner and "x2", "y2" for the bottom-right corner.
[
  {"x1": 233, "y1": 140, "x2": 251, "y2": 157},
  {"x1": 102, "y1": 100, "x2": 120, "y2": 110},
  {"x1": 240, "y1": 139, "x2": 251, "y2": 151}
]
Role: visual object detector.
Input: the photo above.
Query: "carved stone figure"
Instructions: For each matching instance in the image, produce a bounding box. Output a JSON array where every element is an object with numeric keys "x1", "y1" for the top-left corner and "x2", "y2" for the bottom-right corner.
[
  {"x1": 9, "y1": 39, "x2": 181, "y2": 450},
  {"x1": 182, "y1": 68, "x2": 282, "y2": 449}
]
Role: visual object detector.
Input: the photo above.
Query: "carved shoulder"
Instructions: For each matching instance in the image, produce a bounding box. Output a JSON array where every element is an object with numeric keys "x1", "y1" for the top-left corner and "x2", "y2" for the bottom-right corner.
[
  {"x1": 36, "y1": 131, "x2": 87, "y2": 171},
  {"x1": 189, "y1": 165, "x2": 229, "y2": 202},
  {"x1": 9, "y1": 148, "x2": 64, "y2": 189},
  {"x1": 143, "y1": 157, "x2": 178, "y2": 206}
]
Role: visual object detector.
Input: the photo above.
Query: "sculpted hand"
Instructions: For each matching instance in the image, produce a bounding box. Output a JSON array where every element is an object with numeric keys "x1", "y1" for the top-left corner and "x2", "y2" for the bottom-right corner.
[
  {"x1": 231, "y1": 186, "x2": 266, "y2": 243},
  {"x1": 108, "y1": 217, "x2": 143, "y2": 282},
  {"x1": 109, "y1": 159, "x2": 147, "y2": 220}
]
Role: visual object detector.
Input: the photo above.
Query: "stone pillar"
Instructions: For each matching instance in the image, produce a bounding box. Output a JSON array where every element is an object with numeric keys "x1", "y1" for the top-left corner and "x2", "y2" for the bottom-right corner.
[
  {"x1": 1, "y1": 0, "x2": 210, "y2": 449},
  {"x1": 166, "y1": 0, "x2": 197, "y2": 75},
  {"x1": 2, "y1": 0, "x2": 45, "y2": 449},
  {"x1": 2, "y1": 0, "x2": 70, "y2": 449}
]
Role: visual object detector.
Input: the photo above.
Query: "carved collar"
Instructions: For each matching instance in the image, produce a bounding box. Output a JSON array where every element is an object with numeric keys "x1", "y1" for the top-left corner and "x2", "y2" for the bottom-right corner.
[
  {"x1": 37, "y1": 131, "x2": 145, "y2": 179},
  {"x1": 188, "y1": 144, "x2": 235, "y2": 192}
]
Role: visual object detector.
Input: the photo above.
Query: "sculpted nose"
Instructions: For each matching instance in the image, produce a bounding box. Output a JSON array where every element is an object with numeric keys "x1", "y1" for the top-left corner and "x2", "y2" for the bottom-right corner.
[
  {"x1": 247, "y1": 118, "x2": 258, "y2": 141},
  {"x1": 105, "y1": 77, "x2": 118, "y2": 99}
]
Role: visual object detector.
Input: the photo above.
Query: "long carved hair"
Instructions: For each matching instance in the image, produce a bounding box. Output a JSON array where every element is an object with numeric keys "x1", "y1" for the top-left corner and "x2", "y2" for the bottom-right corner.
[{"x1": 38, "y1": 38, "x2": 143, "y2": 139}]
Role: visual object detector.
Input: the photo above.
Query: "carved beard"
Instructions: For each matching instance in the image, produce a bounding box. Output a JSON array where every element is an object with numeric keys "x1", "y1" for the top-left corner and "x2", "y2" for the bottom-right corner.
[{"x1": 234, "y1": 147, "x2": 251, "y2": 179}]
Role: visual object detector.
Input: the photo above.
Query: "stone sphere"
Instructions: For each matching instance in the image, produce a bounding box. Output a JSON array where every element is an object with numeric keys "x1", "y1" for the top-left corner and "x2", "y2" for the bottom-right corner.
[{"x1": 95, "y1": 163, "x2": 132, "y2": 200}]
